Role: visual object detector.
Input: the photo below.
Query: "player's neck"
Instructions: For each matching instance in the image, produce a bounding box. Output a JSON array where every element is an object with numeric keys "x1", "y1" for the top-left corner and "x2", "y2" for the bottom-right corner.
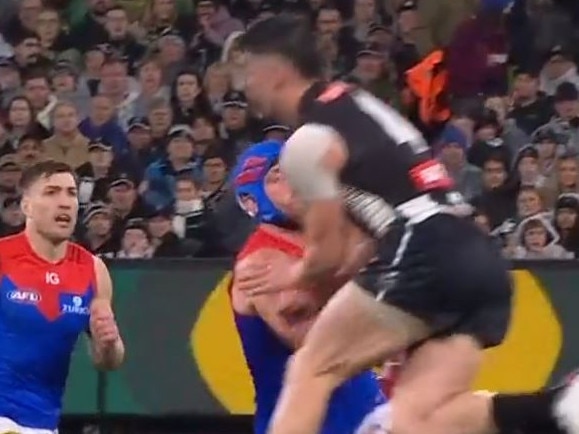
[
  {"x1": 24, "y1": 226, "x2": 68, "y2": 263},
  {"x1": 281, "y1": 79, "x2": 318, "y2": 126}
]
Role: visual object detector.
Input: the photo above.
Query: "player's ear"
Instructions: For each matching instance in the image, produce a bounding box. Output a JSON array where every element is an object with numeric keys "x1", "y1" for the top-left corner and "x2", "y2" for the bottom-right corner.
[{"x1": 20, "y1": 195, "x2": 31, "y2": 218}]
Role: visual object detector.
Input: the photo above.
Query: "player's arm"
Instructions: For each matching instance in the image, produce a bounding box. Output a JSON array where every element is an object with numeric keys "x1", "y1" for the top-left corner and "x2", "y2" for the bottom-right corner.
[
  {"x1": 280, "y1": 123, "x2": 349, "y2": 288},
  {"x1": 89, "y1": 256, "x2": 125, "y2": 370},
  {"x1": 233, "y1": 251, "x2": 308, "y2": 348}
]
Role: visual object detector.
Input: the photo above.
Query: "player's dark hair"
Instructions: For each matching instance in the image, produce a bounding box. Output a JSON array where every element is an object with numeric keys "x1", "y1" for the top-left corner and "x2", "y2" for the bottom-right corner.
[
  {"x1": 20, "y1": 160, "x2": 77, "y2": 191},
  {"x1": 240, "y1": 14, "x2": 324, "y2": 79}
]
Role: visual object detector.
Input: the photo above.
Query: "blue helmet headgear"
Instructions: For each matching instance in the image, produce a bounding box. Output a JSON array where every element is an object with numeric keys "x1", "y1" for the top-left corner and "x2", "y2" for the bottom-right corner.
[{"x1": 231, "y1": 140, "x2": 291, "y2": 226}]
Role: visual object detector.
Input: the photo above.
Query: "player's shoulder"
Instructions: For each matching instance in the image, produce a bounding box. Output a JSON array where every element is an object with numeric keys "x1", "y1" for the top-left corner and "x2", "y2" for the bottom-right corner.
[
  {"x1": 237, "y1": 225, "x2": 303, "y2": 262},
  {"x1": 306, "y1": 82, "x2": 359, "y2": 121},
  {"x1": 66, "y1": 241, "x2": 97, "y2": 266},
  {"x1": 0, "y1": 232, "x2": 27, "y2": 261}
]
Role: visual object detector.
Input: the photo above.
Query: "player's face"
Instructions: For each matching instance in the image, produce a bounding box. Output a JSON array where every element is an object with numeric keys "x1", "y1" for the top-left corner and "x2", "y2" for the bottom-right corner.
[
  {"x1": 23, "y1": 173, "x2": 79, "y2": 242},
  {"x1": 264, "y1": 164, "x2": 304, "y2": 220},
  {"x1": 244, "y1": 53, "x2": 282, "y2": 117}
]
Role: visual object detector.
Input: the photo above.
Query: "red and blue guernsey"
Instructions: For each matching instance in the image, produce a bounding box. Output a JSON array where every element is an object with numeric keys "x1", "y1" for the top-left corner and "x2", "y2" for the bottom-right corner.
[
  {"x1": 0, "y1": 232, "x2": 96, "y2": 432},
  {"x1": 232, "y1": 227, "x2": 386, "y2": 434}
]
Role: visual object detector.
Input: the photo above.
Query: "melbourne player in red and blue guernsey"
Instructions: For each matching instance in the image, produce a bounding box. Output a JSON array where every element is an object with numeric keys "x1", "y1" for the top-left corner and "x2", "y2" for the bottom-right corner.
[{"x1": 0, "y1": 160, "x2": 125, "y2": 434}]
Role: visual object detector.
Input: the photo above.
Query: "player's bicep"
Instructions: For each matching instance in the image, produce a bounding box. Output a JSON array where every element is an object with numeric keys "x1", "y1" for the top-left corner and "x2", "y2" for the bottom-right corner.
[{"x1": 280, "y1": 123, "x2": 347, "y2": 202}]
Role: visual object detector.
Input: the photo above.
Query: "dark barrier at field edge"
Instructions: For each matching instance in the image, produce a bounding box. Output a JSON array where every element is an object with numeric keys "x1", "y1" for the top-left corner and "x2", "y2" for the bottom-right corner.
[{"x1": 61, "y1": 259, "x2": 579, "y2": 419}]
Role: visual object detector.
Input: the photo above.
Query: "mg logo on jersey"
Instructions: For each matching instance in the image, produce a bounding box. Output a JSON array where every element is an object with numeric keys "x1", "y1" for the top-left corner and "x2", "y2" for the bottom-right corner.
[
  {"x1": 45, "y1": 272, "x2": 60, "y2": 285},
  {"x1": 7, "y1": 289, "x2": 41, "y2": 304},
  {"x1": 62, "y1": 295, "x2": 90, "y2": 315}
]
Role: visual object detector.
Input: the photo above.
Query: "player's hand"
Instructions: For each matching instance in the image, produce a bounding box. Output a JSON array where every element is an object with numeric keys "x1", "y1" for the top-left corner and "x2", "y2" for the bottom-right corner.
[
  {"x1": 90, "y1": 299, "x2": 120, "y2": 348},
  {"x1": 236, "y1": 260, "x2": 300, "y2": 296}
]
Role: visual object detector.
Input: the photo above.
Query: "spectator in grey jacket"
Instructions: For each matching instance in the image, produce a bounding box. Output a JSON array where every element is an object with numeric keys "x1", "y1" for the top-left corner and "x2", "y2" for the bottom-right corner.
[{"x1": 510, "y1": 213, "x2": 574, "y2": 259}]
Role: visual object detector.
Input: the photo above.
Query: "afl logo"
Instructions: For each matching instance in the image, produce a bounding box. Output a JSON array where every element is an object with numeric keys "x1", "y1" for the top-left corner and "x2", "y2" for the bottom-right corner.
[{"x1": 7, "y1": 290, "x2": 42, "y2": 304}]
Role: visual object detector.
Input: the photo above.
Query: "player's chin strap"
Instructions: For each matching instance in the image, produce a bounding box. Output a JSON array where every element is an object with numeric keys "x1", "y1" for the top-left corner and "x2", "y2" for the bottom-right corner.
[{"x1": 231, "y1": 140, "x2": 298, "y2": 229}]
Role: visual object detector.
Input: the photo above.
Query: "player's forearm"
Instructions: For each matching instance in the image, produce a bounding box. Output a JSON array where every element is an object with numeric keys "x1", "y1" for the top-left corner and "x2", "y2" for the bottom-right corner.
[
  {"x1": 91, "y1": 338, "x2": 125, "y2": 370},
  {"x1": 299, "y1": 203, "x2": 345, "y2": 286}
]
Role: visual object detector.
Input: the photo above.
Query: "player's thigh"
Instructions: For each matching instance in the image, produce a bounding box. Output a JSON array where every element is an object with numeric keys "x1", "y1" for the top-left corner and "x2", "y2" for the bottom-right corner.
[
  {"x1": 393, "y1": 334, "x2": 483, "y2": 413},
  {"x1": 293, "y1": 281, "x2": 430, "y2": 381}
]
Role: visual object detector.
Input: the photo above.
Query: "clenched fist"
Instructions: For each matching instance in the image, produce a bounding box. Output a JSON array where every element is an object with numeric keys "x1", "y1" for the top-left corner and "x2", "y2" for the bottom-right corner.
[{"x1": 89, "y1": 299, "x2": 120, "y2": 349}]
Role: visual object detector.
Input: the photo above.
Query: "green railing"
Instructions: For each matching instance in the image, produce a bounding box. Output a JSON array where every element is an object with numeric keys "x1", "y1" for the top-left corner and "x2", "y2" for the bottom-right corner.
[{"x1": 62, "y1": 260, "x2": 579, "y2": 417}]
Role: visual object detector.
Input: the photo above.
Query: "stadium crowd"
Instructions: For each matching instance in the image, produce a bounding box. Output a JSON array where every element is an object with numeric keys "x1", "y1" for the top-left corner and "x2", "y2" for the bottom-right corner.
[{"x1": 0, "y1": 0, "x2": 579, "y2": 260}]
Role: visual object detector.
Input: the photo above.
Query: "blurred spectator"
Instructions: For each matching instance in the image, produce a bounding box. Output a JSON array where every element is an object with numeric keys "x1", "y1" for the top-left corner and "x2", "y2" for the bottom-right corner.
[
  {"x1": 0, "y1": 154, "x2": 22, "y2": 205},
  {"x1": 467, "y1": 109, "x2": 512, "y2": 168},
  {"x1": 201, "y1": 147, "x2": 228, "y2": 210},
  {"x1": 43, "y1": 101, "x2": 89, "y2": 169},
  {"x1": 0, "y1": 195, "x2": 24, "y2": 237},
  {"x1": 0, "y1": 57, "x2": 21, "y2": 106},
  {"x1": 541, "y1": 152, "x2": 579, "y2": 207},
  {"x1": 107, "y1": 172, "x2": 148, "y2": 237},
  {"x1": 14, "y1": 134, "x2": 43, "y2": 169},
  {"x1": 513, "y1": 145, "x2": 544, "y2": 189},
  {"x1": 120, "y1": 116, "x2": 160, "y2": 179},
  {"x1": 262, "y1": 122, "x2": 291, "y2": 142},
  {"x1": 221, "y1": 31, "x2": 246, "y2": 91},
  {"x1": 435, "y1": 124, "x2": 482, "y2": 201},
  {"x1": 11, "y1": 31, "x2": 51, "y2": 71},
  {"x1": 539, "y1": 44, "x2": 579, "y2": 97},
  {"x1": 79, "y1": 94, "x2": 128, "y2": 155},
  {"x1": 98, "y1": 55, "x2": 139, "y2": 128},
  {"x1": 219, "y1": 90, "x2": 256, "y2": 159},
  {"x1": 471, "y1": 154, "x2": 516, "y2": 229},
  {"x1": 23, "y1": 71, "x2": 57, "y2": 129},
  {"x1": 141, "y1": 124, "x2": 199, "y2": 208},
  {"x1": 553, "y1": 193, "x2": 579, "y2": 256},
  {"x1": 173, "y1": 175, "x2": 211, "y2": 246},
  {"x1": 51, "y1": 61, "x2": 92, "y2": 115},
  {"x1": 116, "y1": 217, "x2": 154, "y2": 258},
  {"x1": 68, "y1": 0, "x2": 112, "y2": 53},
  {"x1": 36, "y1": 7, "x2": 73, "y2": 62},
  {"x1": 137, "y1": 0, "x2": 193, "y2": 45},
  {"x1": 145, "y1": 205, "x2": 185, "y2": 257},
  {"x1": 515, "y1": 185, "x2": 545, "y2": 220},
  {"x1": 79, "y1": 201, "x2": 119, "y2": 256},
  {"x1": 510, "y1": 214, "x2": 574, "y2": 259},
  {"x1": 2, "y1": 0, "x2": 42, "y2": 46},
  {"x1": 146, "y1": 96, "x2": 173, "y2": 149},
  {"x1": 170, "y1": 68, "x2": 213, "y2": 124},
  {"x1": 508, "y1": 67, "x2": 554, "y2": 137},
  {"x1": 447, "y1": 1, "x2": 509, "y2": 99},
  {"x1": 77, "y1": 139, "x2": 117, "y2": 208},
  {"x1": 102, "y1": 6, "x2": 146, "y2": 73},
  {"x1": 133, "y1": 56, "x2": 169, "y2": 117},
  {"x1": 203, "y1": 61, "x2": 230, "y2": 114},
  {"x1": 3, "y1": 95, "x2": 49, "y2": 149}
]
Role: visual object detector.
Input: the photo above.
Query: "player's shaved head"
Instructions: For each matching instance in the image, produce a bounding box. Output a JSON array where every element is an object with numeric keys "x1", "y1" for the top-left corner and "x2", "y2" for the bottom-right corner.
[{"x1": 20, "y1": 160, "x2": 77, "y2": 192}]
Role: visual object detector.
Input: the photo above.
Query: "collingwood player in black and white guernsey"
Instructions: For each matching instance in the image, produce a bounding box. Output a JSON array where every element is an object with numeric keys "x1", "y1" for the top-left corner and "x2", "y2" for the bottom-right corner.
[{"x1": 235, "y1": 14, "x2": 579, "y2": 434}]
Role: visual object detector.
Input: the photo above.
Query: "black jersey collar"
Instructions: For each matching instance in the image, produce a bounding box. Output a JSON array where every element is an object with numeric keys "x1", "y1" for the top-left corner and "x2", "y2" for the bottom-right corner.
[{"x1": 297, "y1": 81, "x2": 328, "y2": 123}]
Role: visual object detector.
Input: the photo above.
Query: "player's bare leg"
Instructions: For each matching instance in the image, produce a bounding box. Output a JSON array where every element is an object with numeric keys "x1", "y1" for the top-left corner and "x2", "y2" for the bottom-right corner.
[
  {"x1": 390, "y1": 336, "x2": 495, "y2": 434},
  {"x1": 266, "y1": 281, "x2": 430, "y2": 434}
]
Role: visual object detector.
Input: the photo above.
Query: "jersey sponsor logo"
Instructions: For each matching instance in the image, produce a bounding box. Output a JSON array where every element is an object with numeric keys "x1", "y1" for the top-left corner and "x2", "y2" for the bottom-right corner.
[
  {"x1": 62, "y1": 295, "x2": 90, "y2": 315},
  {"x1": 408, "y1": 159, "x2": 454, "y2": 191},
  {"x1": 6, "y1": 289, "x2": 41, "y2": 304}
]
